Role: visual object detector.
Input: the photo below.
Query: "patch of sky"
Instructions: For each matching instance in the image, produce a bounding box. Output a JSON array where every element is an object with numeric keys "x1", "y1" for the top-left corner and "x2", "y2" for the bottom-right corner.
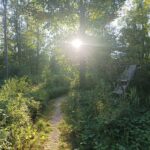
[{"x1": 110, "y1": 0, "x2": 135, "y2": 35}]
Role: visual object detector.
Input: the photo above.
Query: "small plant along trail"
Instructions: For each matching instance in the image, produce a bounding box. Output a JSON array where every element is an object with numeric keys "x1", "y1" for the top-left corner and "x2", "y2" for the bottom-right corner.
[{"x1": 44, "y1": 96, "x2": 65, "y2": 150}]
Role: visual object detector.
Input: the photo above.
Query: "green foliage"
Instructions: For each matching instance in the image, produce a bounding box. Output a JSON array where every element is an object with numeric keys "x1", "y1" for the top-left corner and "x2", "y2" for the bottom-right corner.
[
  {"x1": 98, "y1": 111, "x2": 150, "y2": 150},
  {"x1": 0, "y1": 78, "x2": 50, "y2": 149},
  {"x1": 119, "y1": 0, "x2": 150, "y2": 64},
  {"x1": 32, "y1": 74, "x2": 69, "y2": 99},
  {"x1": 36, "y1": 118, "x2": 51, "y2": 135},
  {"x1": 45, "y1": 74, "x2": 70, "y2": 98},
  {"x1": 62, "y1": 81, "x2": 150, "y2": 150},
  {"x1": 62, "y1": 84, "x2": 110, "y2": 149},
  {"x1": 0, "y1": 0, "x2": 149, "y2": 149},
  {"x1": 133, "y1": 65, "x2": 150, "y2": 101}
]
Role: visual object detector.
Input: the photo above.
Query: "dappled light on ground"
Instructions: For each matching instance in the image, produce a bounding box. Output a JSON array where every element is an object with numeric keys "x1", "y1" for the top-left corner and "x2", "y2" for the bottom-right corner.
[{"x1": 44, "y1": 97, "x2": 65, "y2": 150}]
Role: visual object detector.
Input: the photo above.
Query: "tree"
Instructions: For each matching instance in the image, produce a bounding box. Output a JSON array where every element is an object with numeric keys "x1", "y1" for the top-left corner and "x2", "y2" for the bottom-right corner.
[
  {"x1": 79, "y1": 0, "x2": 86, "y2": 89},
  {"x1": 119, "y1": 0, "x2": 150, "y2": 64},
  {"x1": 2, "y1": 0, "x2": 8, "y2": 78},
  {"x1": 13, "y1": 0, "x2": 22, "y2": 64}
]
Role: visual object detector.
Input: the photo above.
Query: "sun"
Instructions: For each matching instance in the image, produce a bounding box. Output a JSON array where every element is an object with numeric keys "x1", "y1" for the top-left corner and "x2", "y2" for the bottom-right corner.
[{"x1": 71, "y1": 39, "x2": 82, "y2": 49}]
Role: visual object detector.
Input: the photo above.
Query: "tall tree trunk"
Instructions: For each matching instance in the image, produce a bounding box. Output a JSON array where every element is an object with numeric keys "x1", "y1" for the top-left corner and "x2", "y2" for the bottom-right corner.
[
  {"x1": 3, "y1": 0, "x2": 8, "y2": 78},
  {"x1": 36, "y1": 26, "x2": 40, "y2": 82},
  {"x1": 15, "y1": 0, "x2": 22, "y2": 64},
  {"x1": 140, "y1": 0, "x2": 146, "y2": 64},
  {"x1": 79, "y1": 0, "x2": 86, "y2": 89}
]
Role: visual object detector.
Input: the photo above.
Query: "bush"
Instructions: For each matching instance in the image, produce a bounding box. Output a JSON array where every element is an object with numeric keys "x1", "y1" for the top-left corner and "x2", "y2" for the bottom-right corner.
[
  {"x1": 62, "y1": 84, "x2": 150, "y2": 150},
  {"x1": 132, "y1": 65, "x2": 150, "y2": 105},
  {"x1": 30, "y1": 73, "x2": 70, "y2": 114},
  {"x1": 45, "y1": 74, "x2": 70, "y2": 98},
  {"x1": 36, "y1": 119, "x2": 51, "y2": 133},
  {"x1": 0, "y1": 78, "x2": 49, "y2": 149},
  {"x1": 62, "y1": 87, "x2": 111, "y2": 150}
]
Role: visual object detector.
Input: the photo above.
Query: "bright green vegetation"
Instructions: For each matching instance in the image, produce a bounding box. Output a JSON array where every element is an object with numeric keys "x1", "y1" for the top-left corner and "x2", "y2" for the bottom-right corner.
[
  {"x1": 62, "y1": 74, "x2": 150, "y2": 149},
  {"x1": 0, "y1": 78, "x2": 49, "y2": 149},
  {"x1": 0, "y1": 0, "x2": 150, "y2": 149},
  {"x1": 0, "y1": 76, "x2": 69, "y2": 149}
]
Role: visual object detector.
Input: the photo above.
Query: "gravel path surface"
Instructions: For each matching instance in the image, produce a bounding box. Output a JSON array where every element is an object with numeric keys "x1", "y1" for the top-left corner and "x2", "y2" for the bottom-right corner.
[{"x1": 44, "y1": 97, "x2": 65, "y2": 150}]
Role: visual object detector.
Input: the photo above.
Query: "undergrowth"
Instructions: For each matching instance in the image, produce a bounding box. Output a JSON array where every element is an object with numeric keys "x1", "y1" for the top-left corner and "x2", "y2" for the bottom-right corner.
[
  {"x1": 0, "y1": 78, "x2": 51, "y2": 149},
  {"x1": 61, "y1": 84, "x2": 150, "y2": 150}
]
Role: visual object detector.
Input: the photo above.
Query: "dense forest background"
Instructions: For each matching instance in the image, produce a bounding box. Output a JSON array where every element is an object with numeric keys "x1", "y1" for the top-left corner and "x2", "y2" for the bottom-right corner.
[{"x1": 0, "y1": 0, "x2": 150, "y2": 149}]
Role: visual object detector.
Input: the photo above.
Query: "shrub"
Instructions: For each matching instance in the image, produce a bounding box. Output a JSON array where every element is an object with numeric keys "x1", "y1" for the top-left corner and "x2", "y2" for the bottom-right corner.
[
  {"x1": 0, "y1": 78, "x2": 49, "y2": 149},
  {"x1": 62, "y1": 85, "x2": 150, "y2": 150}
]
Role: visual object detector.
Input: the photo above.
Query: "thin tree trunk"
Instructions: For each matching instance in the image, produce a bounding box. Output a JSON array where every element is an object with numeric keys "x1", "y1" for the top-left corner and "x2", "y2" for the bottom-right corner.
[
  {"x1": 36, "y1": 26, "x2": 40, "y2": 82},
  {"x1": 15, "y1": 0, "x2": 22, "y2": 64},
  {"x1": 79, "y1": 0, "x2": 86, "y2": 89},
  {"x1": 3, "y1": 0, "x2": 8, "y2": 78},
  {"x1": 140, "y1": 0, "x2": 146, "y2": 64}
]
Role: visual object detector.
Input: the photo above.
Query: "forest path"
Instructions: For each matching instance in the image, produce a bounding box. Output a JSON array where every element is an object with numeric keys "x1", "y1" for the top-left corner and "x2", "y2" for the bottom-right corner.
[{"x1": 44, "y1": 96, "x2": 65, "y2": 150}]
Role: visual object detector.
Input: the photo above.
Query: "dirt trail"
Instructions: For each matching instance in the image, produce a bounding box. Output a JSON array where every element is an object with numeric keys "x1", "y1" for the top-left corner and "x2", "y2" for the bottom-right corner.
[{"x1": 44, "y1": 97, "x2": 65, "y2": 150}]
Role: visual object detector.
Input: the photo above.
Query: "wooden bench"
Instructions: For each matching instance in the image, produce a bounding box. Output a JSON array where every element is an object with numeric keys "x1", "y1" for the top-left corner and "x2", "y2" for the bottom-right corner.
[{"x1": 113, "y1": 65, "x2": 137, "y2": 95}]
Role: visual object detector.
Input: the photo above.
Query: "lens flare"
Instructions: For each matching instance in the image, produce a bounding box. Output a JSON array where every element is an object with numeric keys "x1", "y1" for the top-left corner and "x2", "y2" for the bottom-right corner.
[{"x1": 71, "y1": 39, "x2": 82, "y2": 49}]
